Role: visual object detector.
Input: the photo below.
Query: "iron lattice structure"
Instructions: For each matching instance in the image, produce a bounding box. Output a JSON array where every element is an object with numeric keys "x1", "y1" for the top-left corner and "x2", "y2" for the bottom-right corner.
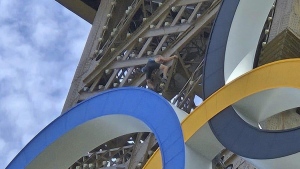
[{"x1": 63, "y1": 0, "x2": 276, "y2": 168}]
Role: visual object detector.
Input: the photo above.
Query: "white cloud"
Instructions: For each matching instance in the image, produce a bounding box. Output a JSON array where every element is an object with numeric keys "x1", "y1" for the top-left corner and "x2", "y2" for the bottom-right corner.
[
  {"x1": 0, "y1": 138, "x2": 5, "y2": 152},
  {"x1": 0, "y1": 0, "x2": 19, "y2": 20},
  {"x1": 0, "y1": 0, "x2": 91, "y2": 168}
]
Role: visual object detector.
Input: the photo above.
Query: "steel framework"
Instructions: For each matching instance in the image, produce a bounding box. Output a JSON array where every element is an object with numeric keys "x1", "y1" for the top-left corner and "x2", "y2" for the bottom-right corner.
[
  {"x1": 62, "y1": 0, "x2": 278, "y2": 168},
  {"x1": 65, "y1": 0, "x2": 219, "y2": 168}
]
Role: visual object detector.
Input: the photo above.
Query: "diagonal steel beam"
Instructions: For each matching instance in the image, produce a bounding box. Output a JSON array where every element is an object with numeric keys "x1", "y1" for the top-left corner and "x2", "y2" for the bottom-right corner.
[
  {"x1": 108, "y1": 57, "x2": 150, "y2": 69},
  {"x1": 141, "y1": 23, "x2": 191, "y2": 38},
  {"x1": 175, "y1": 0, "x2": 211, "y2": 6}
]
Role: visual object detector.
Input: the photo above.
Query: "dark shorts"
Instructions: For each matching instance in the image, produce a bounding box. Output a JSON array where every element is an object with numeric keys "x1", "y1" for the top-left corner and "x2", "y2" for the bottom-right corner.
[{"x1": 145, "y1": 59, "x2": 160, "y2": 79}]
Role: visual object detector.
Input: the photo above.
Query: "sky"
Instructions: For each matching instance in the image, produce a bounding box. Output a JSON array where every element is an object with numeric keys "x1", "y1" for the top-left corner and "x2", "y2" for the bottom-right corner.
[{"x1": 0, "y1": 0, "x2": 91, "y2": 168}]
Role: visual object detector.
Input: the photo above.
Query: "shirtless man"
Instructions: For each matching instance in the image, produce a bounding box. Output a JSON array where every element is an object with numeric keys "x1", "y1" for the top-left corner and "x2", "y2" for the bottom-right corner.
[{"x1": 141, "y1": 54, "x2": 178, "y2": 90}]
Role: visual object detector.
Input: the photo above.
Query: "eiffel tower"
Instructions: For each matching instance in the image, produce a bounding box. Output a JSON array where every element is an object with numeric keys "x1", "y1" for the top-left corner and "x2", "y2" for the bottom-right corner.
[{"x1": 54, "y1": 0, "x2": 300, "y2": 169}]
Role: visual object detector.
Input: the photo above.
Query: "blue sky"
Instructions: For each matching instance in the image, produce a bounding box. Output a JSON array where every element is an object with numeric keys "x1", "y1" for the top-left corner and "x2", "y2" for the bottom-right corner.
[{"x1": 0, "y1": 1, "x2": 90, "y2": 168}]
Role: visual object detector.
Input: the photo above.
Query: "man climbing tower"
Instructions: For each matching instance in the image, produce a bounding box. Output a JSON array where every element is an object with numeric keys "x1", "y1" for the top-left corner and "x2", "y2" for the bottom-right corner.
[{"x1": 141, "y1": 54, "x2": 178, "y2": 90}]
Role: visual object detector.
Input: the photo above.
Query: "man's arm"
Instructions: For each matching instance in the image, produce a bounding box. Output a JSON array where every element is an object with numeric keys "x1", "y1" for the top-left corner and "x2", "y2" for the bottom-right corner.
[{"x1": 160, "y1": 55, "x2": 178, "y2": 62}]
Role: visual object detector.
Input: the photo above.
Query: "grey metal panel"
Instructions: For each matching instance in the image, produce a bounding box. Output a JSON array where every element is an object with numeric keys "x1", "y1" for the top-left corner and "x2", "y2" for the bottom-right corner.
[
  {"x1": 81, "y1": 0, "x2": 101, "y2": 10},
  {"x1": 56, "y1": 0, "x2": 96, "y2": 23}
]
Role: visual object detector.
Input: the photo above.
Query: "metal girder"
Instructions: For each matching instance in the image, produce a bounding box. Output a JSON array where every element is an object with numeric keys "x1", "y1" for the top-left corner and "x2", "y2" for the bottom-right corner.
[
  {"x1": 176, "y1": 52, "x2": 191, "y2": 78},
  {"x1": 104, "y1": 69, "x2": 119, "y2": 90},
  {"x1": 152, "y1": 0, "x2": 211, "y2": 6},
  {"x1": 141, "y1": 23, "x2": 191, "y2": 38},
  {"x1": 162, "y1": 59, "x2": 178, "y2": 92},
  {"x1": 127, "y1": 133, "x2": 156, "y2": 168},
  {"x1": 175, "y1": 0, "x2": 211, "y2": 6},
  {"x1": 187, "y1": 2, "x2": 203, "y2": 23},
  {"x1": 109, "y1": 57, "x2": 150, "y2": 69},
  {"x1": 131, "y1": 74, "x2": 147, "y2": 87},
  {"x1": 56, "y1": 0, "x2": 96, "y2": 23},
  {"x1": 127, "y1": 133, "x2": 144, "y2": 168},
  {"x1": 89, "y1": 74, "x2": 103, "y2": 91},
  {"x1": 78, "y1": 91, "x2": 99, "y2": 101}
]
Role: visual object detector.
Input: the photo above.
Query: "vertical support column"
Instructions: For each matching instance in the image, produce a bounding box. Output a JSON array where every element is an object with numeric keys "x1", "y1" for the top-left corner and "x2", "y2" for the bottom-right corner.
[
  {"x1": 62, "y1": 0, "x2": 113, "y2": 112},
  {"x1": 268, "y1": 0, "x2": 300, "y2": 41}
]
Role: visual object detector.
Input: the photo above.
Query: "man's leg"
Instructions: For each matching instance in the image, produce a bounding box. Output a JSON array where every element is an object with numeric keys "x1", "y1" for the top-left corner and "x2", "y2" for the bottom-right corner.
[
  {"x1": 146, "y1": 79, "x2": 155, "y2": 90},
  {"x1": 159, "y1": 64, "x2": 169, "y2": 80}
]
